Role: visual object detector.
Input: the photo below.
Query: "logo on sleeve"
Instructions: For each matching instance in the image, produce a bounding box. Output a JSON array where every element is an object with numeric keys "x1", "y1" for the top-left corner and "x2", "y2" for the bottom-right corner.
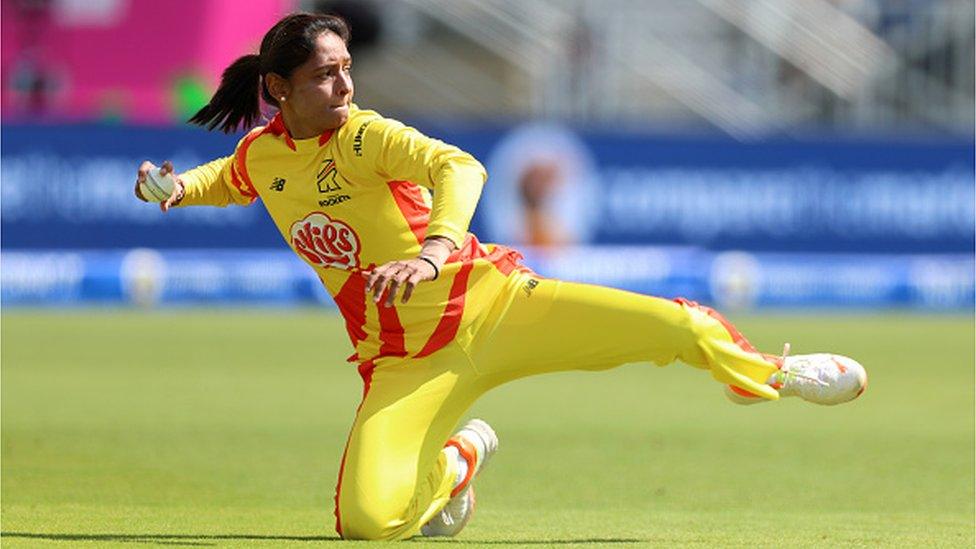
[{"x1": 290, "y1": 212, "x2": 361, "y2": 270}]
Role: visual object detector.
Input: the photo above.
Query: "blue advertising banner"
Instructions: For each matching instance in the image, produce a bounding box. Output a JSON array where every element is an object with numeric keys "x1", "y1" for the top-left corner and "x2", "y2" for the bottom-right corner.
[
  {"x1": 2, "y1": 122, "x2": 973, "y2": 252},
  {"x1": 3, "y1": 248, "x2": 972, "y2": 310}
]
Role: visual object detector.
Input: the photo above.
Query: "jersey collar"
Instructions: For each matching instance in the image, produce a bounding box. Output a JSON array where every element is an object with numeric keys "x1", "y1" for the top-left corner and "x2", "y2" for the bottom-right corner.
[{"x1": 264, "y1": 112, "x2": 335, "y2": 151}]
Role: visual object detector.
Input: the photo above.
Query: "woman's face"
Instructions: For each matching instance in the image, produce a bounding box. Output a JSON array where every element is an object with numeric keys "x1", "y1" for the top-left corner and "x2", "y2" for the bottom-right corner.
[{"x1": 282, "y1": 31, "x2": 354, "y2": 132}]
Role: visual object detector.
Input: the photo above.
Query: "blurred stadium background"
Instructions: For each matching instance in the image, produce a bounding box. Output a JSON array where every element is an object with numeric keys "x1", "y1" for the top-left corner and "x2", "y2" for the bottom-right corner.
[
  {"x1": 2, "y1": 1, "x2": 974, "y2": 546},
  {"x1": 1, "y1": 0, "x2": 973, "y2": 310}
]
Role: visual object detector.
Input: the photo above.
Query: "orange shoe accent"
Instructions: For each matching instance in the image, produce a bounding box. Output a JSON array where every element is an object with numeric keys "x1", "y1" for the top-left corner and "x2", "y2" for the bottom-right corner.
[
  {"x1": 832, "y1": 358, "x2": 848, "y2": 374},
  {"x1": 445, "y1": 435, "x2": 479, "y2": 498},
  {"x1": 856, "y1": 372, "x2": 868, "y2": 397},
  {"x1": 728, "y1": 384, "x2": 762, "y2": 398}
]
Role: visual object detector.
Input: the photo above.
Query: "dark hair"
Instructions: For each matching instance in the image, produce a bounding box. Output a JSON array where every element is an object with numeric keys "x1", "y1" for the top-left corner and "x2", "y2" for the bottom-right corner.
[{"x1": 189, "y1": 13, "x2": 350, "y2": 133}]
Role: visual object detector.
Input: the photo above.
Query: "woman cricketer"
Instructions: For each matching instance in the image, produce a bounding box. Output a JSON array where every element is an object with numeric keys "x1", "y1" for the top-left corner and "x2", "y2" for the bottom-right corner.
[{"x1": 134, "y1": 13, "x2": 867, "y2": 541}]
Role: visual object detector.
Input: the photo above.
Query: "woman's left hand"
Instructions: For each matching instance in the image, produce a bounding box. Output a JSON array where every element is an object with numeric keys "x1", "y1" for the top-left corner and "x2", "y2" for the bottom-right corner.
[{"x1": 365, "y1": 237, "x2": 454, "y2": 307}]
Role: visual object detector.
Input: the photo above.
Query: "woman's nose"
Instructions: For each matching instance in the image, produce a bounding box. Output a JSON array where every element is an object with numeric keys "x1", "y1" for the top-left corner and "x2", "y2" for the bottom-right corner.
[{"x1": 337, "y1": 73, "x2": 352, "y2": 96}]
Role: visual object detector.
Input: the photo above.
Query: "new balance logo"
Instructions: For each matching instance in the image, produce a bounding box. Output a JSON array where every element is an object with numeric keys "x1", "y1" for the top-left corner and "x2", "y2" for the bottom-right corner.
[
  {"x1": 269, "y1": 177, "x2": 286, "y2": 191},
  {"x1": 317, "y1": 159, "x2": 342, "y2": 193}
]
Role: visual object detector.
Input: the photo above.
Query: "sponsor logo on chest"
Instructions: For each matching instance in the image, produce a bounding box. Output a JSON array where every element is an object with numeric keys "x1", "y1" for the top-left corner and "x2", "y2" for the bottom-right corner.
[
  {"x1": 290, "y1": 212, "x2": 362, "y2": 270},
  {"x1": 316, "y1": 158, "x2": 352, "y2": 207}
]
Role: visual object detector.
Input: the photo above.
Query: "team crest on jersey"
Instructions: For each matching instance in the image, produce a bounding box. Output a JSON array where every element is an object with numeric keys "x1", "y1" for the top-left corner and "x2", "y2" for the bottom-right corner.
[
  {"x1": 317, "y1": 159, "x2": 342, "y2": 193},
  {"x1": 290, "y1": 212, "x2": 361, "y2": 270}
]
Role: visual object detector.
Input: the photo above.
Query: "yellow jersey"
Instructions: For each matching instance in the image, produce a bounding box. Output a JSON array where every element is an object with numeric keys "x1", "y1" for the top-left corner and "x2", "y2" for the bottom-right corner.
[{"x1": 178, "y1": 105, "x2": 528, "y2": 366}]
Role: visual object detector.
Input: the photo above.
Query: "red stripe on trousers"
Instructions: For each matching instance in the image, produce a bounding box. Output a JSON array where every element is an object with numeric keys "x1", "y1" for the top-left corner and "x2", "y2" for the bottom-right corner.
[
  {"x1": 414, "y1": 262, "x2": 474, "y2": 358},
  {"x1": 334, "y1": 360, "x2": 376, "y2": 538},
  {"x1": 674, "y1": 297, "x2": 758, "y2": 353},
  {"x1": 334, "y1": 274, "x2": 368, "y2": 348},
  {"x1": 387, "y1": 180, "x2": 430, "y2": 245}
]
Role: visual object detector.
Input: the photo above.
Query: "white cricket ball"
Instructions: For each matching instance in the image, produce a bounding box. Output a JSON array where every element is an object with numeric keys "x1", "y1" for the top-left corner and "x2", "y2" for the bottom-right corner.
[{"x1": 140, "y1": 167, "x2": 177, "y2": 202}]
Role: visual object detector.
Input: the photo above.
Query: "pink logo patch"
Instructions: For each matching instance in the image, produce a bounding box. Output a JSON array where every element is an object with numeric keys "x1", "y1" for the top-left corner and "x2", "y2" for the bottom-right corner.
[{"x1": 290, "y1": 212, "x2": 361, "y2": 270}]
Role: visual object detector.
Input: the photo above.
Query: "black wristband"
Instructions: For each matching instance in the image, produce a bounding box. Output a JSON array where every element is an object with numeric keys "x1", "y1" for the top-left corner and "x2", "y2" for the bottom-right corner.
[{"x1": 417, "y1": 255, "x2": 439, "y2": 280}]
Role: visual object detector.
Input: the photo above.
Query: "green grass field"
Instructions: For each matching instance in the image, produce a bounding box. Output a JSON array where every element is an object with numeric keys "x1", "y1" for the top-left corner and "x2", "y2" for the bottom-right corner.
[{"x1": 2, "y1": 310, "x2": 973, "y2": 548}]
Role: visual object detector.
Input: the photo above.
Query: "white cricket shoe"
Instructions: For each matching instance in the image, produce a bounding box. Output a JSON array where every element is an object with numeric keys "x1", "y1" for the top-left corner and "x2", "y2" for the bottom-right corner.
[
  {"x1": 726, "y1": 344, "x2": 868, "y2": 406},
  {"x1": 773, "y1": 353, "x2": 867, "y2": 405},
  {"x1": 421, "y1": 419, "x2": 498, "y2": 537},
  {"x1": 421, "y1": 483, "x2": 477, "y2": 538}
]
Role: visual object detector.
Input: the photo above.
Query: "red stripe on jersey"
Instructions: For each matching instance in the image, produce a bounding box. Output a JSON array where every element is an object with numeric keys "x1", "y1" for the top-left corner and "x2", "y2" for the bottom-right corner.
[
  {"x1": 265, "y1": 112, "x2": 334, "y2": 148},
  {"x1": 334, "y1": 359, "x2": 376, "y2": 538},
  {"x1": 414, "y1": 261, "x2": 474, "y2": 358},
  {"x1": 447, "y1": 234, "x2": 530, "y2": 276},
  {"x1": 376, "y1": 298, "x2": 408, "y2": 359},
  {"x1": 233, "y1": 129, "x2": 263, "y2": 199},
  {"x1": 486, "y1": 246, "x2": 525, "y2": 276},
  {"x1": 447, "y1": 234, "x2": 483, "y2": 262},
  {"x1": 319, "y1": 129, "x2": 335, "y2": 146},
  {"x1": 228, "y1": 165, "x2": 256, "y2": 200},
  {"x1": 387, "y1": 180, "x2": 430, "y2": 245},
  {"x1": 334, "y1": 273, "x2": 368, "y2": 348},
  {"x1": 265, "y1": 113, "x2": 297, "y2": 151}
]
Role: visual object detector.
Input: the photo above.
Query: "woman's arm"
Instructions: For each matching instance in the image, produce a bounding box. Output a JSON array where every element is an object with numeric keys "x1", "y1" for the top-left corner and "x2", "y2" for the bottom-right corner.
[
  {"x1": 363, "y1": 116, "x2": 487, "y2": 249},
  {"x1": 358, "y1": 115, "x2": 487, "y2": 305},
  {"x1": 178, "y1": 155, "x2": 256, "y2": 207},
  {"x1": 134, "y1": 134, "x2": 259, "y2": 211}
]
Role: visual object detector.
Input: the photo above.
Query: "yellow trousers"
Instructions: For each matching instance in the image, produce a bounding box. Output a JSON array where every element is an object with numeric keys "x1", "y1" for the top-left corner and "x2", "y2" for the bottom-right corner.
[{"x1": 334, "y1": 271, "x2": 779, "y2": 540}]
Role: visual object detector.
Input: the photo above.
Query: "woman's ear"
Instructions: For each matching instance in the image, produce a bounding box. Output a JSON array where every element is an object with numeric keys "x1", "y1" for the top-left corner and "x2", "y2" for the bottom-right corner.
[{"x1": 265, "y1": 73, "x2": 290, "y2": 103}]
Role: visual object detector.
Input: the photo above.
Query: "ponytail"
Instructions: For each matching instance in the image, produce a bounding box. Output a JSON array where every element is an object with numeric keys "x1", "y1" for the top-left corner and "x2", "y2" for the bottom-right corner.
[
  {"x1": 188, "y1": 13, "x2": 351, "y2": 133},
  {"x1": 188, "y1": 54, "x2": 262, "y2": 134}
]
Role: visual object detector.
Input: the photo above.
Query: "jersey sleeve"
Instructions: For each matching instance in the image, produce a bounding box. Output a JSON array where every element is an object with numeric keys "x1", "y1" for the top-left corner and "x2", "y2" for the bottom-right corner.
[
  {"x1": 177, "y1": 133, "x2": 261, "y2": 207},
  {"x1": 357, "y1": 115, "x2": 487, "y2": 247}
]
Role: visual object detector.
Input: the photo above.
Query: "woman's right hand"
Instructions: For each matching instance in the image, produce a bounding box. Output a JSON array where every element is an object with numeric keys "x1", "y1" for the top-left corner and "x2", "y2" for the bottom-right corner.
[{"x1": 135, "y1": 160, "x2": 185, "y2": 212}]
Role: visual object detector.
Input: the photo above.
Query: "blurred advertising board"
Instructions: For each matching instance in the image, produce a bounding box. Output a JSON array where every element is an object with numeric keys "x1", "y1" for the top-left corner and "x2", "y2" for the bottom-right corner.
[
  {"x1": 1, "y1": 0, "x2": 291, "y2": 123},
  {"x1": 2, "y1": 122, "x2": 972, "y2": 253},
  {"x1": 2, "y1": 248, "x2": 972, "y2": 310}
]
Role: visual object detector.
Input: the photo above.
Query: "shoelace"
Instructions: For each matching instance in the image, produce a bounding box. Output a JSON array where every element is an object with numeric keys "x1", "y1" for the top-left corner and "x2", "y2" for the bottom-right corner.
[{"x1": 775, "y1": 343, "x2": 829, "y2": 387}]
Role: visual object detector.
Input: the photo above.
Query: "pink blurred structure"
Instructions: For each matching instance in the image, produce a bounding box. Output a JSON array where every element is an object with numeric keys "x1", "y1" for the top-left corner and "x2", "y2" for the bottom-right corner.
[{"x1": 1, "y1": 0, "x2": 295, "y2": 124}]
